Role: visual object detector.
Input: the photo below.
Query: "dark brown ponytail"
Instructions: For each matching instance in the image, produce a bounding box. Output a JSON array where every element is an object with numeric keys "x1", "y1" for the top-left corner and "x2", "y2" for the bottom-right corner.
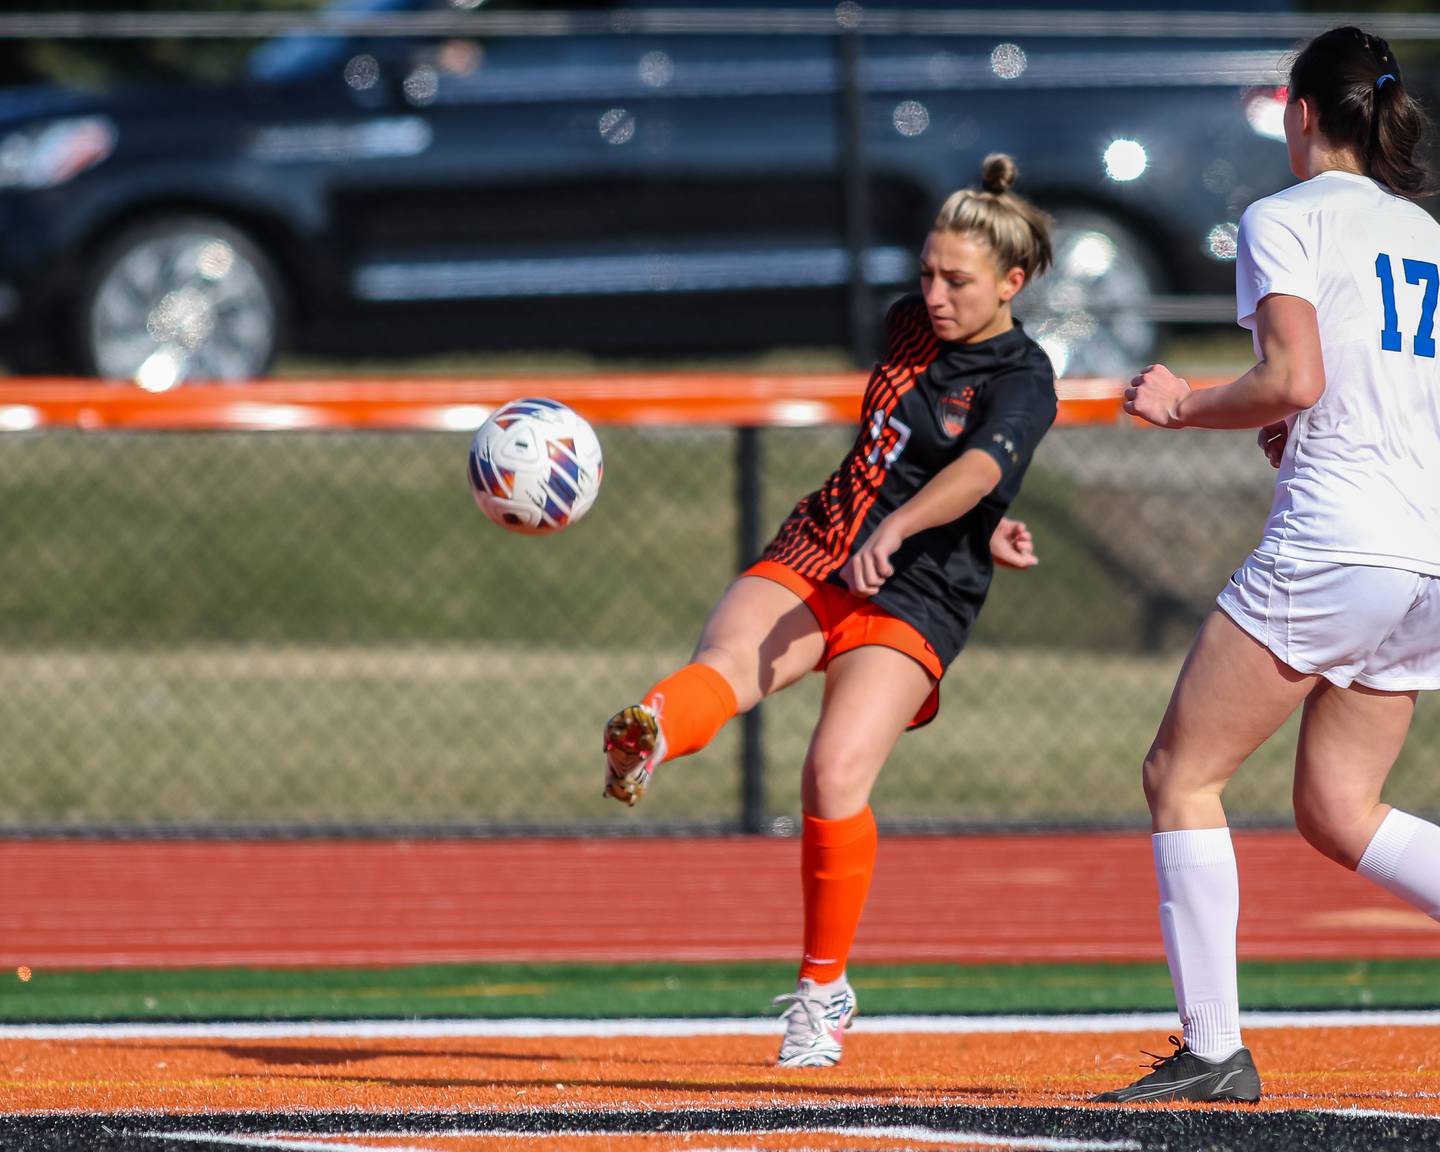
[{"x1": 1288, "y1": 26, "x2": 1433, "y2": 199}]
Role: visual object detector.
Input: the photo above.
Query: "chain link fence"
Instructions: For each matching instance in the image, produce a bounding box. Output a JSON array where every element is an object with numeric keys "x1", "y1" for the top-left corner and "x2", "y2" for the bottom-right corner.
[{"x1": 3, "y1": 416, "x2": 1436, "y2": 835}]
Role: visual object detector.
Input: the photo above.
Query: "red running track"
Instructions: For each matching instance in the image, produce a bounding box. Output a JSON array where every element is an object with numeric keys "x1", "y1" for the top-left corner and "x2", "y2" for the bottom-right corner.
[{"x1": 2, "y1": 832, "x2": 1437, "y2": 969}]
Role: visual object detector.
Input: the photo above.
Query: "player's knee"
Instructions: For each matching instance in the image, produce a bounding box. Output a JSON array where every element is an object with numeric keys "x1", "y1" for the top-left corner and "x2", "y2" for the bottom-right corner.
[
  {"x1": 1293, "y1": 792, "x2": 1369, "y2": 869},
  {"x1": 692, "y1": 645, "x2": 761, "y2": 712},
  {"x1": 1141, "y1": 749, "x2": 1174, "y2": 814},
  {"x1": 1142, "y1": 748, "x2": 1232, "y2": 827},
  {"x1": 806, "y1": 745, "x2": 874, "y2": 812}
]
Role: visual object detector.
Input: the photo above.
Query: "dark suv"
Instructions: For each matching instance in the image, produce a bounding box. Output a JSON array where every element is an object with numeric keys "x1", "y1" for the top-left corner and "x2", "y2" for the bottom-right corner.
[{"x1": 0, "y1": 0, "x2": 1298, "y2": 383}]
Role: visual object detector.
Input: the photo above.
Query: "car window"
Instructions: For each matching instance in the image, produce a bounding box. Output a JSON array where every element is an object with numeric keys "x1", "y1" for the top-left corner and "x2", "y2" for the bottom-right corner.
[
  {"x1": 248, "y1": 0, "x2": 620, "y2": 85},
  {"x1": 248, "y1": 0, "x2": 426, "y2": 83},
  {"x1": 248, "y1": 0, "x2": 1298, "y2": 86}
]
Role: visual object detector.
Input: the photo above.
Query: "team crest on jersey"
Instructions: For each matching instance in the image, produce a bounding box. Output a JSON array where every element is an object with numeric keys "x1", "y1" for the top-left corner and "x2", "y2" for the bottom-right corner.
[{"x1": 940, "y1": 387, "x2": 976, "y2": 437}]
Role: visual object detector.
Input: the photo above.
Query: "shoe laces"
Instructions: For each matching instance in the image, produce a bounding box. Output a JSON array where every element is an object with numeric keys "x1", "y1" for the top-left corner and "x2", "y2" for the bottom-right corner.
[
  {"x1": 772, "y1": 985, "x2": 848, "y2": 1040},
  {"x1": 773, "y1": 991, "x2": 824, "y2": 1040},
  {"x1": 1136, "y1": 1034, "x2": 1189, "y2": 1072}
]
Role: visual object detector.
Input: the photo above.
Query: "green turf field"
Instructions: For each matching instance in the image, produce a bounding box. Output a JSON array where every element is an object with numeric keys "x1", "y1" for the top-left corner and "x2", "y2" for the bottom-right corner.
[{"x1": 3, "y1": 959, "x2": 1437, "y2": 1021}]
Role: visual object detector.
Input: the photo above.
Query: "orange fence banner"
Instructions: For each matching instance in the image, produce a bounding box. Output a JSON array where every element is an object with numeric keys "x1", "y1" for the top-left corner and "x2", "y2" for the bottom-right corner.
[{"x1": 0, "y1": 375, "x2": 1207, "y2": 432}]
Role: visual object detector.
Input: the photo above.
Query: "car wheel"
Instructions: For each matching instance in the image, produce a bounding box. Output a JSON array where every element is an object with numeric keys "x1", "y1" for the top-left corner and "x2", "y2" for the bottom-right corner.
[
  {"x1": 1022, "y1": 211, "x2": 1158, "y2": 379},
  {"x1": 81, "y1": 216, "x2": 284, "y2": 386}
]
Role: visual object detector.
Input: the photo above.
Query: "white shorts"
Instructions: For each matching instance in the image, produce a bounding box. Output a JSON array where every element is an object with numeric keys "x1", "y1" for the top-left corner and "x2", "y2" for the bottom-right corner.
[{"x1": 1216, "y1": 550, "x2": 1440, "y2": 692}]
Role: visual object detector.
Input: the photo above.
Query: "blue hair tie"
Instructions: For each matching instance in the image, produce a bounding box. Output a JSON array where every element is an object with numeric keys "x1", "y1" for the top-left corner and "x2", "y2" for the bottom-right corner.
[{"x1": 1377, "y1": 73, "x2": 1398, "y2": 89}]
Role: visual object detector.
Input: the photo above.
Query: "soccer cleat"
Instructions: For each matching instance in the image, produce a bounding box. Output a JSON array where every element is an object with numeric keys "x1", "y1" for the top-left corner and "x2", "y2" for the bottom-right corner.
[
  {"x1": 772, "y1": 978, "x2": 858, "y2": 1068},
  {"x1": 603, "y1": 703, "x2": 666, "y2": 806},
  {"x1": 1090, "y1": 1036, "x2": 1261, "y2": 1103}
]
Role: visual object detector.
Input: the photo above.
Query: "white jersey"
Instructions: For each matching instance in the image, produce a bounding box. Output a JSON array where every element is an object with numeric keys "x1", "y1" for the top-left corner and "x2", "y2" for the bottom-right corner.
[{"x1": 1236, "y1": 169, "x2": 1440, "y2": 576}]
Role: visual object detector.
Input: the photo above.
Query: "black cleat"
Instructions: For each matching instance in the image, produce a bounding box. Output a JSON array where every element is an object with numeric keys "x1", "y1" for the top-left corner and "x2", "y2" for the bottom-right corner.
[{"x1": 1090, "y1": 1036, "x2": 1261, "y2": 1103}]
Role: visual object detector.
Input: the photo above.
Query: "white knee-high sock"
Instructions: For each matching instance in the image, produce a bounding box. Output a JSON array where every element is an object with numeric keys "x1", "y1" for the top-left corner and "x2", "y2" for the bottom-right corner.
[
  {"x1": 1153, "y1": 828, "x2": 1243, "y2": 1060},
  {"x1": 1357, "y1": 809, "x2": 1440, "y2": 919}
]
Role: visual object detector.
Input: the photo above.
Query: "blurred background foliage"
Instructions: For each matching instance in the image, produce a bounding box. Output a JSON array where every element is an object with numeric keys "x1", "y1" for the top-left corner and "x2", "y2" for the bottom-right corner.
[{"x1": 0, "y1": 0, "x2": 323, "y2": 88}]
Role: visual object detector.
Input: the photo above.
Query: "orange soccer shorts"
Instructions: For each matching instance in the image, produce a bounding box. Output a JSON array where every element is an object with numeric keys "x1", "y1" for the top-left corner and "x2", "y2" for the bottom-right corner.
[{"x1": 745, "y1": 559, "x2": 941, "y2": 728}]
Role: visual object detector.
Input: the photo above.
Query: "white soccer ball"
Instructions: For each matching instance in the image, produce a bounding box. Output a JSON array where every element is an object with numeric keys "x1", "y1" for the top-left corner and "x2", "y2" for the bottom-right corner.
[{"x1": 467, "y1": 398, "x2": 604, "y2": 535}]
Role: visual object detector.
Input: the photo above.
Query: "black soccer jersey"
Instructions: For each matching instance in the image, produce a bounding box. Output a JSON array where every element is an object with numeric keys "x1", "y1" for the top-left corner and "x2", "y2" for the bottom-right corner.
[{"x1": 762, "y1": 294, "x2": 1057, "y2": 669}]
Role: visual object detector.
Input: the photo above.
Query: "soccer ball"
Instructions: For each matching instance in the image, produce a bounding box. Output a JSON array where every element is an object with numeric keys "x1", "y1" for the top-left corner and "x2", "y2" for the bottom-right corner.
[{"x1": 467, "y1": 398, "x2": 604, "y2": 535}]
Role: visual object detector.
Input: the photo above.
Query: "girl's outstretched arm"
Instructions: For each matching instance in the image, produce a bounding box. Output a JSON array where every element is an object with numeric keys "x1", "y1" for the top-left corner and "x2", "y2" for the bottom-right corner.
[{"x1": 1125, "y1": 293, "x2": 1326, "y2": 430}]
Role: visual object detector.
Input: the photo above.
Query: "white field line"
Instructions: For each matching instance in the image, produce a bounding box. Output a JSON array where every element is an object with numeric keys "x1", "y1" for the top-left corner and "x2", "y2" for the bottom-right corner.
[
  {"x1": 1311, "y1": 1106, "x2": 1440, "y2": 1122},
  {"x1": 141, "y1": 1137, "x2": 437, "y2": 1152},
  {"x1": 7, "y1": 1009, "x2": 1440, "y2": 1041},
  {"x1": 143, "y1": 1129, "x2": 1141, "y2": 1152}
]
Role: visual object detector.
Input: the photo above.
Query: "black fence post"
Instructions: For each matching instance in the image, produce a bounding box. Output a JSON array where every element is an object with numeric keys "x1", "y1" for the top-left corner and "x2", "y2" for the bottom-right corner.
[
  {"x1": 736, "y1": 426, "x2": 766, "y2": 834},
  {"x1": 838, "y1": 20, "x2": 876, "y2": 366}
]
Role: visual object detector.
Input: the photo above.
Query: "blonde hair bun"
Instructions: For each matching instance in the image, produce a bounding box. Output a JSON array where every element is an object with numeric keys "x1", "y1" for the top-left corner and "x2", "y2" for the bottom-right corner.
[
  {"x1": 933, "y1": 154, "x2": 1053, "y2": 280},
  {"x1": 981, "y1": 153, "x2": 1018, "y2": 194}
]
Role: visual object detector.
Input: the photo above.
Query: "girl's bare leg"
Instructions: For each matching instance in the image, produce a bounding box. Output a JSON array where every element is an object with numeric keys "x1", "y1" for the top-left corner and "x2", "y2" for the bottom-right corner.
[{"x1": 604, "y1": 576, "x2": 824, "y2": 804}]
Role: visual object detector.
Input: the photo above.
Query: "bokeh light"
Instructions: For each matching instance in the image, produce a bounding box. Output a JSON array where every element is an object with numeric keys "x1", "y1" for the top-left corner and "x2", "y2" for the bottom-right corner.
[
  {"x1": 1206, "y1": 222, "x2": 1239, "y2": 261},
  {"x1": 990, "y1": 43, "x2": 1028, "y2": 81},
  {"x1": 1103, "y1": 138, "x2": 1148, "y2": 182},
  {"x1": 892, "y1": 100, "x2": 930, "y2": 138}
]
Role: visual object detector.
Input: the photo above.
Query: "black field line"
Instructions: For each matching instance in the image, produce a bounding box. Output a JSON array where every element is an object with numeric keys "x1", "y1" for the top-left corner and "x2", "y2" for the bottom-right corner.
[{"x1": 2, "y1": 1105, "x2": 1440, "y2": 1152}]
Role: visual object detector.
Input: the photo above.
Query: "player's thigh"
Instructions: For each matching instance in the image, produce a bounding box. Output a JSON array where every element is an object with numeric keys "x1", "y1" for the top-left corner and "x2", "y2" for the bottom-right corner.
[
  {"x1": 1294, "y1": 680, "x2": 1417, "y2": 867},
  {"x1": 801, "y1": 645, "x2": 936, "y2": 818},
  {"x1": 693, "y1": 575, "x2": 825, "y2": 708},
  {"x1": 1146, "y1": 608, "x2": 1317, "y2": 800}
]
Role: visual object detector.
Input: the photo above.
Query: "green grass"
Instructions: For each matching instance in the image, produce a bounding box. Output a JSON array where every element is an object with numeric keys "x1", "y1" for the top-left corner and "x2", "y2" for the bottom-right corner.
[
  {"x1": 1156, "y1": 329, "x2": 1256, "y2": 378},
  {"x1": 0, "y1": 430, "x2": 733, "y2": 646},
  {"x1": 3, "y1": 426, "x2": 1440, "y2": 827},
  {"x1": 3, "y1": 959, "x2": 1438, "y2": 1022},
  {"x1": 8, "y1": 640, "x2": 1437, "y2": 826},
  {"x1": 0, "y1": 428, "x2": 1163, "y2": 650}
]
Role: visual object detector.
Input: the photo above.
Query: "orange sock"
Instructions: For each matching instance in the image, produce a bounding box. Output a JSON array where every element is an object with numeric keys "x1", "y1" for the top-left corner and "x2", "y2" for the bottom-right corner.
[
  {"x1": 798, "y1": 806, "x2": 877, "y2": 984},
  {"x1": 642, "y1": 662, "x2": 738, "y2": 761}
]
